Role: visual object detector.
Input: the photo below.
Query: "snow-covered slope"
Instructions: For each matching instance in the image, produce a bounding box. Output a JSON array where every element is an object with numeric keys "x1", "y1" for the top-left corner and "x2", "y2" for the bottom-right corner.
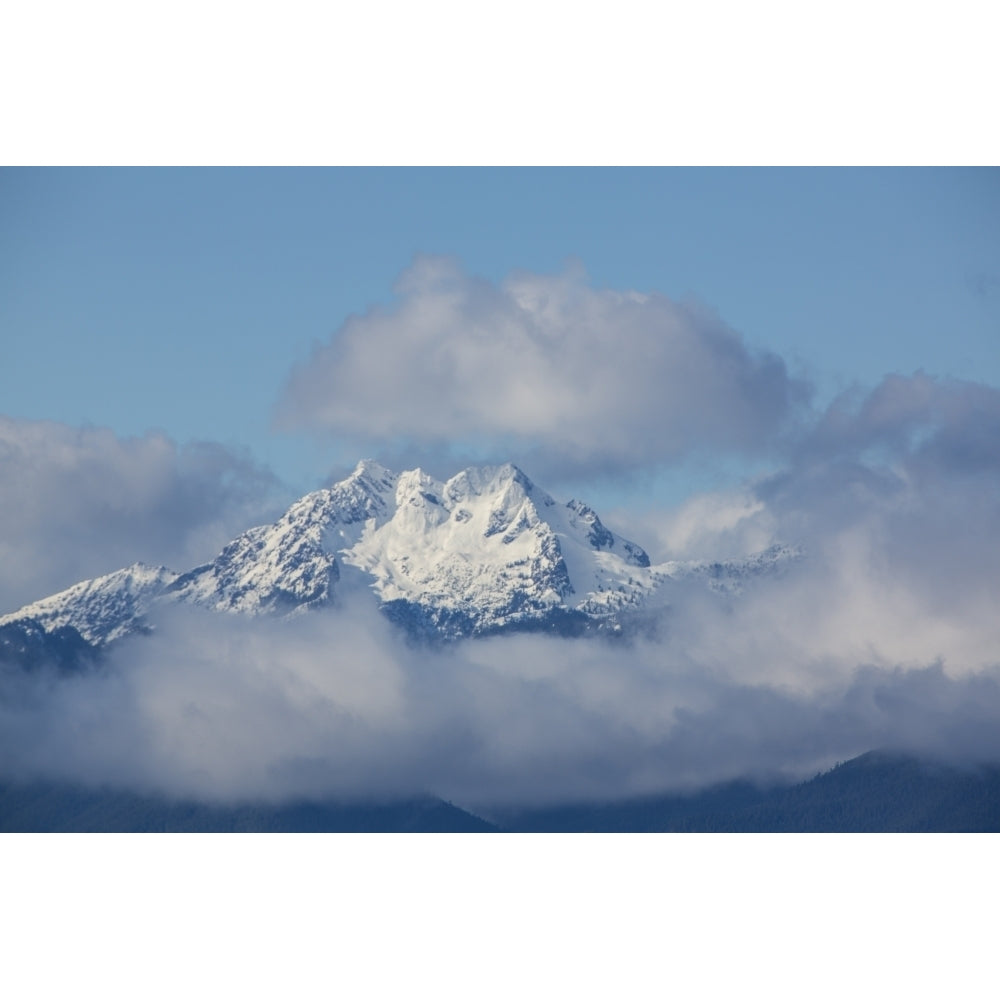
[
  {"x1": 654, "y1": 542, "x2": 801, "y2": 596},
  {"x1": 0, "y1": 563, "x2": 178, "y2": 645},
  {"x1": 165, "y1": 460, "x2": 398, "y2": 615},
  {"x1": 342, "y1": 463, "x2": 657, "y2": 636},
  {"x1": 0, "y1": 460, "x2": 801, "y2": 646}
]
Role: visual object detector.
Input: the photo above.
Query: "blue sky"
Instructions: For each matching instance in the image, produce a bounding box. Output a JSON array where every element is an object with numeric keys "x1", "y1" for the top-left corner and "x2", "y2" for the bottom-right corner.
[{"x1": 3, "y1": 167, "x2": 998, "y2": 504}]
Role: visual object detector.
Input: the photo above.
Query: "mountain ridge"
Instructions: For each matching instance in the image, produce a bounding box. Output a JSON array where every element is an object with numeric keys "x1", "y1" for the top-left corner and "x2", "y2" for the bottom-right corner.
[
  {"x1": 498, "y1": 750, "x2": 1000, "y2": 832},
  {"x1": 3, "y1": 751, "x2": 996, "y2": 832},
  {"x1": 0, "y1": 459, "x2": 800, "y2": 649}
]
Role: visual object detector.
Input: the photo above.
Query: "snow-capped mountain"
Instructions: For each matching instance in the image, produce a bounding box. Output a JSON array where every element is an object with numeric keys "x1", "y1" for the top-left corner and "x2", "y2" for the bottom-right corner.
[
  {"x1": 656, "y1": 542, "x2": 801, "y2": 597},
  {"x1": 164, "y1": 459, "x2": 398, "y2": 616},
  {"x1": 341, "y1": 462, "x2": 658, "y2": 636},
  {"x1": 0, "y1": 563, "x2": 179, "y2": 645},
  {"x1": 0, "y1": 460, "x2": 800, "y2": 648}
]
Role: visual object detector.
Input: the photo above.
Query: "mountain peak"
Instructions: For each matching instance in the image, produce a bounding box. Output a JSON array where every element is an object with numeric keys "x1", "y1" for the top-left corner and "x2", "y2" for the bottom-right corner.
[
  {"x1": 2, "y1": 459, "x2": 797, "y2": 646},
  {"x1": 0, "y1": 562, "x2": 178, "y2": 644},
  {"x1": 351, "y1": 458, "x2": 395, "y2": 482},
  {"x1": 486, "y1": 461, "x2": 532, "y2": 488},
  {"x1": 442, "y1": 462, "x2": 537, "y2": 504}
]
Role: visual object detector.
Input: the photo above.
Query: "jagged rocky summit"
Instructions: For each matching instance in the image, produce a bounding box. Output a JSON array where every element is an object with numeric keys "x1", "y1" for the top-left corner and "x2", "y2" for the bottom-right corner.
[{"x1": 0, "y1": 460, "x2": 799, "y2": 653}]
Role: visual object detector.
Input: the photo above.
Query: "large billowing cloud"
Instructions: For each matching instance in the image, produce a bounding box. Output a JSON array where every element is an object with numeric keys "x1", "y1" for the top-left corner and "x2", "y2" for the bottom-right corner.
[
  {"x1": 276, "y1": 257, "x2": 808, "y2": 476},
  {"x1": 0, "y1": 417, "x2": 284, "y2": 613},
  {"x1": 756, "y1": 373, "x2": 1000, "y2": 627},
  {"x1": 645, "y1": 374, "x2": 1000, "y2": 681},
  {"x1": 803, "y1": 371, "x2": 1000, "y2": 470}
]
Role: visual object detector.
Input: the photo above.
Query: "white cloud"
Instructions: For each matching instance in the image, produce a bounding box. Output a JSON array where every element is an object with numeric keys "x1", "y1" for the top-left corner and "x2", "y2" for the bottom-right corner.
[
  {"x1": 0, "y1": 417, "x2": 284, "y2": 613},
  {"x1": 615, "y1": 488, "x2": 777, "y2": 562},
  {"x1": 276, "y1": 257, "x2": 807, "y2": 476}
]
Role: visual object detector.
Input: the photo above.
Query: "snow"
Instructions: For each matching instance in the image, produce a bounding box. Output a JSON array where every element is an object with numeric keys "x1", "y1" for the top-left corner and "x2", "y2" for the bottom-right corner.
[
  {"x1": 0, "y1": 563, "x2": 179, "y2": 644},
  {"x1": 0, "y1": 461, "x2": 802, "y2": 645}
]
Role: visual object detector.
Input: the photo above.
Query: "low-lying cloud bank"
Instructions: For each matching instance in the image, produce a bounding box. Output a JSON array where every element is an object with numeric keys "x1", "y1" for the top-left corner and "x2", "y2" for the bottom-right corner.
[{"x1": 3, "y1": 553, "x2": 998, "y2": 808}]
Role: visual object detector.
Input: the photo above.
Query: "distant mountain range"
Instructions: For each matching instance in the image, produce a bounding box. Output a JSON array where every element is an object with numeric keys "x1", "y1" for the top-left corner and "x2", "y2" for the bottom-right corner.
[
  {"x1": 0, "y1": 460, "x2": 799, "y2": 657},
  {"x1": 3, "y1": 751, "x2": 997, "y2": 832},
  {"x1": 500, "y1": 751, "x2": 1000, "y2": 833}
]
